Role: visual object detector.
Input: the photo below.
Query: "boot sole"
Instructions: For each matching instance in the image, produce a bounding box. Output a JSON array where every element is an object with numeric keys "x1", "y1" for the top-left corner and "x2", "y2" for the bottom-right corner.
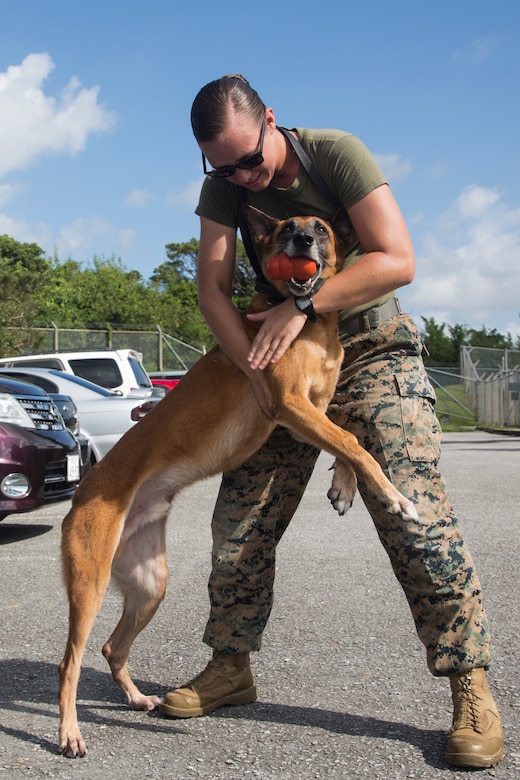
[
  {"x1": 445, "y1": 746, "x2": 504, "y2": 768},
  {"x1": 159, "y1": 684, "x2": 258, "y2": 719}
]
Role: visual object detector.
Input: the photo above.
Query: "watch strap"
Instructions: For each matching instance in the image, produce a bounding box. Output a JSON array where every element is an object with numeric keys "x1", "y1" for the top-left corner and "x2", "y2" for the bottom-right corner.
[
  {"x1": 293, "y1": 278, "x2": 325, "y2": 323},
  {"x1": 294, "y1": 295, "x2": 317, "y2": 323}
]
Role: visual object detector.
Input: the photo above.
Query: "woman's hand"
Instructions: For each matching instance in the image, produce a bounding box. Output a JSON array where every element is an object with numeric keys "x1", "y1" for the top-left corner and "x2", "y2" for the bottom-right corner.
[{"x1": 246, "y1": 299, "x2": 307, "y2": 370}]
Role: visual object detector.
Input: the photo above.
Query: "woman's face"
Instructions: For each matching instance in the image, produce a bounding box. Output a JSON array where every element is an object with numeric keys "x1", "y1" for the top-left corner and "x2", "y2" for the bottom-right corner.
[{"x1": 199, "y1": 109, "x2": 278, "y2": 191}]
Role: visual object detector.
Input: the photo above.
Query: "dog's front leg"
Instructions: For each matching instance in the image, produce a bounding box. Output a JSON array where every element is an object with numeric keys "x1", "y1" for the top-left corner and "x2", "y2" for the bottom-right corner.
[{"x1": 275, "y1": 396, "x2": 418, "y2": 522}]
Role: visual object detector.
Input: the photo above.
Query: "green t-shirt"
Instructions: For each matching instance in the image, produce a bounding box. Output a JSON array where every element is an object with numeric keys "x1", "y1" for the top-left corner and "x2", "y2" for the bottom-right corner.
[{"x1": 196, "y1": 128, "x2": 392, "y2": 318}]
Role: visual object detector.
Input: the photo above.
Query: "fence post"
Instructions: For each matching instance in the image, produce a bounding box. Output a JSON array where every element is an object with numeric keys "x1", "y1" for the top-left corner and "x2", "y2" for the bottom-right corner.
[
  {"x1": 156, "y1": 325, "x2": 164, "y2": 371},
  {"x1": 50, "y1": 321, "x2": 59, "y2": 351}
]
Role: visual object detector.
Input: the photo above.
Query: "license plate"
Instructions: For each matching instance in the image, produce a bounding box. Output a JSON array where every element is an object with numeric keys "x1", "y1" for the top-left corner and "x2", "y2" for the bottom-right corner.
[{"x1": 67, "y1": 454, "x2": 81, "y2": 482}]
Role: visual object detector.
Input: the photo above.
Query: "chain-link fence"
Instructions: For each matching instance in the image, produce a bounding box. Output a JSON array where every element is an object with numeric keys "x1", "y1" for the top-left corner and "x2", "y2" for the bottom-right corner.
[
  {"x1": 5, "y1": 324, "x2": 207, "y2": 372},
  {"x1": 461, "y1": 346, "x2": 520, "y2": 428}
]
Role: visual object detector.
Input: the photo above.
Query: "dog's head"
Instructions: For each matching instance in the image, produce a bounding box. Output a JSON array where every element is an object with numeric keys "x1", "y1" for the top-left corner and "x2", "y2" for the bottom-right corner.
[{"x1": 243, "y1": 205, "x2": 352, "y2": 298}]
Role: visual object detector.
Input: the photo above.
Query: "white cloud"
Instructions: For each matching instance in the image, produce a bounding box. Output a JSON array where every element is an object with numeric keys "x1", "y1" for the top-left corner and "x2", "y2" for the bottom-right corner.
[
  {"x1": 167, "y1": 179, "x2": 203, "y2": 209},
  {"x1": 0, "y1": 53, "x2": 117, "y2": 177},
  {"x1": 422, "y1": 161, "x2": 448, "y2": 180},
  {"x1": 124, "y1": 189, "x2": 155, "y2": 208},
  {"x1": 455, "y1": 185, "x2": 501, "y2": 220},
  {"x1": 504, "y1": 320, "x2": 520, "y2": 341},
  {"x1": 0, "y1": 210, "x2": 136, "y2": 264},
  {"x1": 119, "y1": 228, "x2": 137, "y2": 247},
  {"x1": 374, "y1": 153, "x2": 412, "y2": 183},
  {"x1": 57, "y1": 216, "x2": 113, "y2": 258},
  {"x1": 453, "y1": 35, "x2": 499, "y2": 66},
  {"x1": 0, "y1": 211, "x2": 50, "y2": 248},
  {"x1": 405, "y1": 185, "x2": 520, "y2": 333},
  {"x1": 0, "y1": 183, "x2": 19, "y2": 208}
]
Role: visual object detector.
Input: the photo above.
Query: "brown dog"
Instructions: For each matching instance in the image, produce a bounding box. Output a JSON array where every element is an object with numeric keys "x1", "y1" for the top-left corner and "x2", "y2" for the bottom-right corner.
[{"x1": 58, "y1": 206, "x2": 417, "y2": 757}]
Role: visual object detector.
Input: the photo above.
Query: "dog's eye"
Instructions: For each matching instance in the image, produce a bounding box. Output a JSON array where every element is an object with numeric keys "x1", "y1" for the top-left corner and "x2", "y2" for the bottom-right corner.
[{"x1": 315, "y1": 223, "x2": 328, "y2": 234}]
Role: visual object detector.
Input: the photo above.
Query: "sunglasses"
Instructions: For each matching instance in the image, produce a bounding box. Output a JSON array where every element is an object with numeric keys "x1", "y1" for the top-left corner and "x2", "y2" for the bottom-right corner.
[{"x1": 202, "y1": 119, "x2": 266, "y2": 179}]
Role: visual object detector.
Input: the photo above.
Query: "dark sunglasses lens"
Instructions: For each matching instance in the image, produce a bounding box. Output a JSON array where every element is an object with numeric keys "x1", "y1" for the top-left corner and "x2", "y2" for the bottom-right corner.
[
  {"x1": 205, "y1": 151, "x2": 263, "y2": 178},
  {"x1": 208, "y1": 166, "x2": 235, "y2": 178},
  {"x1": 238, "y1": 152, "x2": 263, "y2": 170}
]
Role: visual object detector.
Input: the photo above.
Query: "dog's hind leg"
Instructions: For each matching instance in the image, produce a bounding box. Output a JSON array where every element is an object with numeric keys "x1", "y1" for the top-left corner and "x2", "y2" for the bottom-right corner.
[
  {"x1": 101, "y1": 511, "x2": 169, "y2": 711},
  {"x1": 59, "y1": 500, "x2": 126, "y2": 757}
]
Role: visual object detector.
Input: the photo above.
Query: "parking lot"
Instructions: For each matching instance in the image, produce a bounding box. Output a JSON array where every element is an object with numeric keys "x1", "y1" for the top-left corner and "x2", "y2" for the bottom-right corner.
[{"x1": 1, "y1": 431, "x2": 519, "y2": 779}]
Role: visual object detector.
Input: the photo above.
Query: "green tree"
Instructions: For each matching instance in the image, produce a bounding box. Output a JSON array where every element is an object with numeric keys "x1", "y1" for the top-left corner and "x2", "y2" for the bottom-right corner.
[
  {"x1": 162, "y1": 238, "x2": 200, "y2": 281},
  {"x1": 421, "y1": 318, "x2": 519, "y2": 368},
  {"x1": 154, "y1": 235, "x2": 257, "y2": 342},
  {"x1": 151, "y1": 247, "x2": 211, "y2": 345},
  {"x1": 467, "y1": 325, "x2": 514, "y2": 350},
  {"x1": 161, "y1": 236, "x2": 257, "y2": 308},
  {"x1": 421, "y1": 317, "x2": 462, "y2": 366},
  {"x1": 0, "y1": 235, "x2": 54, "y2": 354},
  {"x1": 232, "y1": 239, "x2": 257, "y2": 307},
  {"x1": 47, "y1": 255, "x2": 157, "y2": 328}
]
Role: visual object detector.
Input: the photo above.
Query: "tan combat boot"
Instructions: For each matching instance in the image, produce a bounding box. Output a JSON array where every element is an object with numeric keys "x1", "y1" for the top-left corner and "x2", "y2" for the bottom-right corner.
[
  {"x1": 159, "y1": 651, "x2": 257, "y2": 718},
  {"x1": 445, "y1": 668, "x2": 504, "y2": 768}
]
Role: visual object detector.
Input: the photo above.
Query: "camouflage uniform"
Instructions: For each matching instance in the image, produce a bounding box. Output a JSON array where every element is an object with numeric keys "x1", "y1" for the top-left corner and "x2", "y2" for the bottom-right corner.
[{"x1": 204, "y1": 312, "x2": 492, "y2": 676}]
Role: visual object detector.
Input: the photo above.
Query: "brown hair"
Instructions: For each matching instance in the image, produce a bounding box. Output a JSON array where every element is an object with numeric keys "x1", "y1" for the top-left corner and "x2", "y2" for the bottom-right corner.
[{"x1": 191, "y1": 74, "x2": 266, "y2": 143}]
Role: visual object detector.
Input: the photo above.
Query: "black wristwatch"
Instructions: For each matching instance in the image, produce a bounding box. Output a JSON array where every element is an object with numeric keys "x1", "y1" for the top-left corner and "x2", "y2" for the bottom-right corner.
[{"x1": 293, "y1": 295, "x2": 317, "y2": 323}]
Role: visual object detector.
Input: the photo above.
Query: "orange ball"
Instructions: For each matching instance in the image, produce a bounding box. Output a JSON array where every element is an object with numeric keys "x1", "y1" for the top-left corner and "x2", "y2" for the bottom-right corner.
[{"x1": 266, "y1": 253, "x2": 317, "y2": 282}]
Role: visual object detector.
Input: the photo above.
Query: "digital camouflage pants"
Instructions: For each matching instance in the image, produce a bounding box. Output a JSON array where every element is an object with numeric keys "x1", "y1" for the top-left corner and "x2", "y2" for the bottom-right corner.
[{"x1": 204, "y1": 313, "x2": 493, "y2": 676}]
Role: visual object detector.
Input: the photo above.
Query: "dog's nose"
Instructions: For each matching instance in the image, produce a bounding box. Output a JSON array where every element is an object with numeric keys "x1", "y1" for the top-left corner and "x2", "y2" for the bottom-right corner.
[{"x1": 294, "y1": 231, "x2": 314, "y2": 248}]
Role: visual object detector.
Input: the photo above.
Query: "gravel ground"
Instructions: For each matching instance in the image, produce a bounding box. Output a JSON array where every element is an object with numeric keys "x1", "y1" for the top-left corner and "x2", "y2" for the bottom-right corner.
[{"x1": 0, "y1": 431, "x2": 518, "y2": 779}]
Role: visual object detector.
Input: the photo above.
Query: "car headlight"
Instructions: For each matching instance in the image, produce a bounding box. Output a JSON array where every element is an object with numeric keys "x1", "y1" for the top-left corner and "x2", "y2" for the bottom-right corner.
[
  {"x1": 1, "y1": 473, "x2": 31, "y2": 498},
  {"x1": 0, "y1": 394, "x2": 35, "y2": 428}
]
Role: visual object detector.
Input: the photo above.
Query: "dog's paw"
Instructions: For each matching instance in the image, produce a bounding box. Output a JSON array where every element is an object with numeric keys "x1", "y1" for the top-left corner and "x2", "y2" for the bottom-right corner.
[
  {"x1": 130, "y1": 693, "x2": 162, "y2": 711},
  {"x1": 59, "y1": 727, "x2": 87, "y2": 758},
  {"x1": 327, "y1": 459, "x2": 357, "y2": 516},
  {"x1": 383, "y1": 490, "x2": 419, "y2": 522},
  {"x1": 327, "y1": 484, "x2": 353, "y2": 515}
]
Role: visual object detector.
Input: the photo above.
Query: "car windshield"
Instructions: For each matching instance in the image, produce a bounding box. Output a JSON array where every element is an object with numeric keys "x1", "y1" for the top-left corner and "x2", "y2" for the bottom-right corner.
[
  {"x1": 0, "y1": 371, "x2": 58, "y2": 394},
  {"x1": 0, "y1": 369, "x2": 116, "y2": 396},
  {"x1": 45, "y1": 370, "x2": 114, "y2": 396},
  {"x1": 129, "y1": 357, "x2": 152, "y2": 388}
]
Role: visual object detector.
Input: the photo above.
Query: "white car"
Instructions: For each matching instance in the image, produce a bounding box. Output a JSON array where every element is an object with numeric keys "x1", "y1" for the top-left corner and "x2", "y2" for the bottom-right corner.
[{"x1": 0, "y1": 368, "x2": 159, "y2": 464}]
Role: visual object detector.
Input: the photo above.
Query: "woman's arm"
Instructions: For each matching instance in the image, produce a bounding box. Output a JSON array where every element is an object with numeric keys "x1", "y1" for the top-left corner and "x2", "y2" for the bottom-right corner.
[
  {"x1": 196, "y1": 215, "x2": 270, "y2": 410},
  {"x1": 313, "y1": 183, "x2": 415, "y2": 312}
]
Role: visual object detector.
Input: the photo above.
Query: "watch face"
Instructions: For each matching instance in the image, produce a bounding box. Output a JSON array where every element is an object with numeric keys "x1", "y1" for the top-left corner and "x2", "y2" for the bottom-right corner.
[{"x1": 295, "y1": 296, "x2": 316, "y2": 321}]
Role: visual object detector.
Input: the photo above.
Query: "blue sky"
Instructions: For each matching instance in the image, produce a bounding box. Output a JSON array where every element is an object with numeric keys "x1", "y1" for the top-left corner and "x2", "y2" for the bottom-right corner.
[{"x1": 1, "y1": 0, "x2": 519, "y2": 338}]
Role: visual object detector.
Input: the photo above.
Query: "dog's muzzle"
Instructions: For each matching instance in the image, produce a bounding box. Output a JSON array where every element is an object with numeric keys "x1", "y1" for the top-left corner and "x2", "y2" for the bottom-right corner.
[{"x1": 288, "y1": 262, "x2": 323, "y2": 296}]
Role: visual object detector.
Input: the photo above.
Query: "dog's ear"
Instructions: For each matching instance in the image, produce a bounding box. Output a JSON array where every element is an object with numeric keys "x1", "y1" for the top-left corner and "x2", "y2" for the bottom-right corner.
[
  {"x1": 330, "y1": 208, "x2": 353, "y2": 247},
  {"x1": 243, "y1": 205, "x2": 278, "y2": 242}
]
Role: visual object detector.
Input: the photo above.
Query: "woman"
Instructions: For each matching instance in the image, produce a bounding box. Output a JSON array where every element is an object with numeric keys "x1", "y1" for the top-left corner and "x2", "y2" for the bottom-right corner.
[{"x1": 159, "y1": 75, "x2": 503, "y2": 769}]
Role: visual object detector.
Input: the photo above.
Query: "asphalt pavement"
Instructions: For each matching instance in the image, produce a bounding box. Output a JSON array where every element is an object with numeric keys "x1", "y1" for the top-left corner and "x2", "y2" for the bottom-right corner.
[{"x1": 0, "y1": 431, "x2": 518, "y2": 779}]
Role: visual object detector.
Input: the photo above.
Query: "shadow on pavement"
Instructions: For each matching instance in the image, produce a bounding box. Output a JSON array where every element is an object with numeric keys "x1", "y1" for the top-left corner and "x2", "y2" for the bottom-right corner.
[
  {"x1": 0, "y1": 658, "x2": 447, "y2": 768},
  {"x1": 0, "y1": 524, "x2": 53, "y2": 544}
]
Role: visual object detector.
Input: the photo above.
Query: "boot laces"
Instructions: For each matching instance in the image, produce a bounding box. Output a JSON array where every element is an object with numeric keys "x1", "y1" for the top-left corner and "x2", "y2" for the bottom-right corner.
[
  {"x1": 185, "y1": 653, "x2": 233, "y2": 689},
  {"x1": 453, "y1": 671, "x2": 484, "y2": 733}
]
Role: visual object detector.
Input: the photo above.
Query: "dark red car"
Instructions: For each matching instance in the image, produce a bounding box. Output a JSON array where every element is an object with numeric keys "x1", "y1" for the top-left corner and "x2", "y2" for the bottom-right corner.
[{"x1": 0, "y1": 376, "x2": 82, "y2": 521}]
